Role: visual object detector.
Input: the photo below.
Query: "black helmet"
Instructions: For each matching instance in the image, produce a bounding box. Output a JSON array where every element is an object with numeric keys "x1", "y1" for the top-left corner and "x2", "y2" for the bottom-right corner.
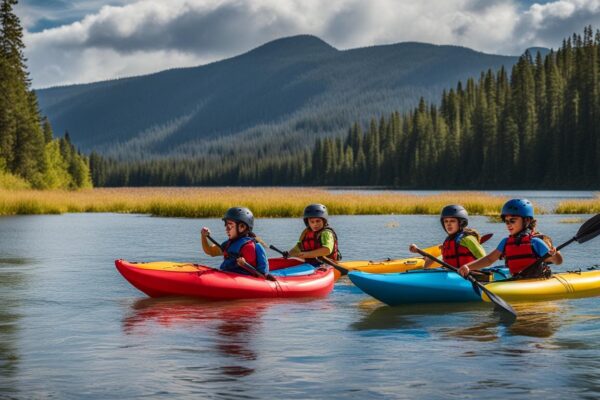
[
  {"x1": 440, "y1": 204, "x2": 468, "y2": 229},
  {"x1": 303, "y1": 203, "x2": 328, "y2": 225},
  {"x1": 222, "y1": 207, "x2": 254, "y2": 231}
]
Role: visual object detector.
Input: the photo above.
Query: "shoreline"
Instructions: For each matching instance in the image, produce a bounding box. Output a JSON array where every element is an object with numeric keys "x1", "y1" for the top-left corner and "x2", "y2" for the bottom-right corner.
[{"x1": 0, "y1": 187, "x2": 597, "y2": 217}]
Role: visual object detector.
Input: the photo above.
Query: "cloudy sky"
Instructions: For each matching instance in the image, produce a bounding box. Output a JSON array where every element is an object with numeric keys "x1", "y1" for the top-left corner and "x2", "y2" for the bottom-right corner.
[{"x1": 15, "y1": 0, "x2": 600, "y2": 88}]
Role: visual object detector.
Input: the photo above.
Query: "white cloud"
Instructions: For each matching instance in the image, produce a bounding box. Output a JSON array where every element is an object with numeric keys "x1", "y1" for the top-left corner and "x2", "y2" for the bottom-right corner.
[{"x1": 21, "y1": 0, "x2": 600, "y2": 88}]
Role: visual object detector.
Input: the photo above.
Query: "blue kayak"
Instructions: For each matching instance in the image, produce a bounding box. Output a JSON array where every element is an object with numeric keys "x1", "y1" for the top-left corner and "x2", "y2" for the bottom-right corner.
[
  {"x1": 270, "y1": 264, "x2": 315, "y2": 277},
  {"x1": 348, "y1": 267, "x2": 510, "y2": 306}
]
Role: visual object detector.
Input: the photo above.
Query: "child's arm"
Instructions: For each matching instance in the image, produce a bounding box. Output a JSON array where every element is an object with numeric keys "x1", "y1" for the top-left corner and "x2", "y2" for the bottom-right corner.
[
  {"x1": 297, "y1": 247, "x2": 331, "y2": 258},
  {"x1": 458, "y1": 249, "x2": 502, "y2": 277},
  {"x1": 409, "y1": 244, "x2": 440, "y2": 269},
  {"x1": 298, "y1": 230, "x2": 335, "y2": 258},
  {"x1": 533, "y1": 238, "x2": 563, "y2": 265},
  {"x1": 547, "y1": 249, "x2": 563, "y2": 265},
  {"x1": 200, "y1": 227, "x2": 222, "y2": 257},
  {"x1": 288, "y1": 244, "x2": 301, "y2": 256}
]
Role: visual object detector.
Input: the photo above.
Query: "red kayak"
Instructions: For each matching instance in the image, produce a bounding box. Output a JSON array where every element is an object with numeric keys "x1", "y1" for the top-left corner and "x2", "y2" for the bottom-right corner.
[{"x1": 115, "y1": 259, "x2": 334, "y2": 300}]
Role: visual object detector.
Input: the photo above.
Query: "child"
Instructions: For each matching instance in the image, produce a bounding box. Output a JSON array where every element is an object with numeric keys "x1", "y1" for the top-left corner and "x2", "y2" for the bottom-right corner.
[
  {"x1": 410, "y1": 204, "x2": 486, "y2": 269},
  {"x1": 286, "y1": 203, "x2": 340, "y2": 266},
  {"x1": 201, "y1": 207, "x2": 269, "y2": 276},
  {"x1": 458, "y1": 199, "x2": 562, "y2": 279}
]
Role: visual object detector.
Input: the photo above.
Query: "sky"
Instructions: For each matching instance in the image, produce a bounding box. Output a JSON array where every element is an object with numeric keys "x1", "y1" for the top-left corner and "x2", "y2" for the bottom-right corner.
[{"x1": 14, "y1": 0, "x2": 600, "y2": 88}]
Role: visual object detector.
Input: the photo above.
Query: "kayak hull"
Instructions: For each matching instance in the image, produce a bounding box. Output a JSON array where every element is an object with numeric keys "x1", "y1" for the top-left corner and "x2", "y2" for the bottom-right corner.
[
  {"x1": 339, "y1": 245, "x2": 442, "y2": 274},
  {"x1": 348, "y1": 267, "x2": 510, "y2": 306},
  {"x1": 483, "y1": 270, "x2": 600, "y2": 302},
  {"x1": 115, "y1": 260, "x2": 334, "y2": 300},
  {"x1": 340, "y1": 257, "x2": 427, "y2": 274}
]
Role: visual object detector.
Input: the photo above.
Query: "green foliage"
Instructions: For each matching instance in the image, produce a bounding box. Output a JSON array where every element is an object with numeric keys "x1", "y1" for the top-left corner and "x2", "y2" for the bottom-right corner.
[
  {"x1": 0, "y1": 0, "x2": 91, "y2": 189},
  {"x1": 0, "y1": 169, "x2": 30, "y2": 189}
]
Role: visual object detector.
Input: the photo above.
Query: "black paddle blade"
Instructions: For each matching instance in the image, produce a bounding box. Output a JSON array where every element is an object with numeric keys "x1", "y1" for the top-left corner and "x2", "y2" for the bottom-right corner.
[
  {"x1": 470, "y1": 277, "x2": 517, "y2": 319},
  {"x1": 415, "y1": 246, "x2": 517, "y2": 319},
  {"x1": 576, "y1": 214, "x2": 600, "y2": 244}
]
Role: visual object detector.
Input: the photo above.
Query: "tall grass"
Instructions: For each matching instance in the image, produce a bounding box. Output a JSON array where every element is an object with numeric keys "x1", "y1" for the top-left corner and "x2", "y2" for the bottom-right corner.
[
  {"x1": 0, "y1": 188, "x2": 511, "y2": 217},
  {"x1": 555, "y1": 194, "x2": 600, "y2": 214}
]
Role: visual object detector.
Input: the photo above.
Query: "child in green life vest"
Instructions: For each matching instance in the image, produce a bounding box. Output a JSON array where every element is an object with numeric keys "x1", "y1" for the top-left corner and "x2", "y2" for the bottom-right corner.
[
  {"x1": 409, "y1": 204, "x2": 485, "y2": 269},
  {"x1": 284, "y1": 204, "x2": 341, "y2": 266}
]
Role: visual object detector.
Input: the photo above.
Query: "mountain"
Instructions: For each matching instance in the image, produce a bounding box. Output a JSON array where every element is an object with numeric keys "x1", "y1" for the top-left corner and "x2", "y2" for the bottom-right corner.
[{"x1": 35, "y1": 35, "x2": 519, "y2": 159}]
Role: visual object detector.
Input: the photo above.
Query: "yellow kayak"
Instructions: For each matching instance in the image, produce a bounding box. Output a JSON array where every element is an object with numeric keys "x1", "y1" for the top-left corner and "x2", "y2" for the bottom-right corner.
[
  {"x1": 337, "y1": 233, "x2": 494, "y2": 276},
  {"x1": 339, "y1": 254, "x2": 436, "y2": 274},
  {"x1": 482, "y1": 269, "x2": 600, "y2": 302},
  {"x1": 332, "y1": 245, "x2": 442, "y2": 280}
]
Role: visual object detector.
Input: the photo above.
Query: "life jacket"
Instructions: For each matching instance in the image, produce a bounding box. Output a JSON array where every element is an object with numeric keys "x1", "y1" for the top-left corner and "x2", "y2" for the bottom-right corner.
[
  {"x1": 299, "y1": 227, "x2": 341, "y2": 264},
  {"x1": 502, "y1": 231, "x2": 550, "y2": 277},
  {"x1": 441, "y1": 232, "x2": 477, "y2": 268},
  {"x1": 220, "y1": 236, "x2": 269, "y2": 276}
]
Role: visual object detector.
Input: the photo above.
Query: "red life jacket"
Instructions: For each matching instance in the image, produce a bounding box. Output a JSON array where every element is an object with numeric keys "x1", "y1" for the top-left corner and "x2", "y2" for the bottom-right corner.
[
  {"x1": 441, "y1": 233, "x2": 477, "y2": 268},
  {"x1": 502, "y1": 233, "x2": 539, "y2": 275},
  {"x1": 300, "y1": 227, "x2": 341, "y2": 261}
]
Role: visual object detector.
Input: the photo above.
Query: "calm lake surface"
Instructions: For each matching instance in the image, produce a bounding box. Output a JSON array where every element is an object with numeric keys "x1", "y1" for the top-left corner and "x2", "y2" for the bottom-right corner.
[{"x1": 2, "y1": 197, "x2": 600, "y2": 398}]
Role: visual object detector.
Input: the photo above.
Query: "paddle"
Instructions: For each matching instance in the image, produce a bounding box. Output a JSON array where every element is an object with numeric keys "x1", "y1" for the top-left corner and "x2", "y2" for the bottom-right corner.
[
  {"x1": 269, "y1": 244, "x2": 350, "y2": 276},
  {"x1": 479, "y1": 232, "x2": 494, "y2": 245},
  {"x1": 206, "y1": 234, "x2": 268, "y2": 279},
  {"x1": 412, "y1": 246, "x2": 517, "y2": 319},
  {"x1": 318, "y1": 256, "x2": 351, "y2": 276},
  {"x1": 512, "y1": 213, "x2": 600, "y2": 279}
]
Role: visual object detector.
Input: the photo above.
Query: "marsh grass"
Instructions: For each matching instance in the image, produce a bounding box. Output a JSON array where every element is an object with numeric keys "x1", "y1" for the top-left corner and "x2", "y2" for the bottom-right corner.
[
  {"x1": 556, "y1": 195, "x2": 600, "y2": 214},
  {"x1": 559, "y1": 217, "x2": 587, "y2": 224},
  {"x1": 0, "y1": 187, "x2": 512, "y2": 218}
]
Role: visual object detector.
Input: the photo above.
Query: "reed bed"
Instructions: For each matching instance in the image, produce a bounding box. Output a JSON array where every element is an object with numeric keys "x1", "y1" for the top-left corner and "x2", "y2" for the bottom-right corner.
[
  {"x1": 555, "y1": 195, "x2": 600, "y2": 214},
  {"x1": 0, "y1": 187, "x2": 512, "y2": 218}
]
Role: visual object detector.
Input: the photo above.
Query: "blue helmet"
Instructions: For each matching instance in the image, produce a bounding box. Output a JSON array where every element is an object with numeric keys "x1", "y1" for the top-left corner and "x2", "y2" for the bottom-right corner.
[{"x1": 501, "y1": 199, "x2": 534, "y2": 219}]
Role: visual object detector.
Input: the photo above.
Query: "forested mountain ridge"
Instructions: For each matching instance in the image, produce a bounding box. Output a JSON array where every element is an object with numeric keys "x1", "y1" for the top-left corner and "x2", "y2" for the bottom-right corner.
[
  {"x1": 36, "y1": 35, "x2": 519, "y2": 159},
  {"x1": 90, "y1": 27, "x2": 600, "y2": 189}
]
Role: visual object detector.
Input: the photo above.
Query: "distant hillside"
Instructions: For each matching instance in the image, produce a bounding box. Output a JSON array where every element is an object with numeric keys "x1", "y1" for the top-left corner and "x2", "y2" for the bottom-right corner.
[{"x1": 36, "y1": 35, "x2": 519, "y2": 159}]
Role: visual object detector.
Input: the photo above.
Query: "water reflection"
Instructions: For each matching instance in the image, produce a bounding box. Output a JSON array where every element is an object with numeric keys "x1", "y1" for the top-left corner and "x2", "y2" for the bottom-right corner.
[
  {"x1": 352, "y1": 301, "x2": 567, "y2": 342},
  {"x1": 351, "y1": 301, "x2": 491, "y2": 331},
  {"x1": 123, "y1": 298, "x2": 270, "y2": 378},
  {"x1": 0, "y1": 264, "x2": 27, "y2": 396}
]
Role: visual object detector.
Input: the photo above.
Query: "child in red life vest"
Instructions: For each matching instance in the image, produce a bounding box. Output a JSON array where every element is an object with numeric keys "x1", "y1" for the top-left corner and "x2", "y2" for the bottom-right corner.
[
  {"x1": 409, "y1": 204, "x2": 486, "y2": 268},
  {"x1": 284, "y1": 203, "x2": 341, "y2": 266},
  {"x1": 200, "y1": 207, "x2": 269, "y2": 276},
  {"x1": 458, "y1": 199, "x2": 562, "y2": 279}
]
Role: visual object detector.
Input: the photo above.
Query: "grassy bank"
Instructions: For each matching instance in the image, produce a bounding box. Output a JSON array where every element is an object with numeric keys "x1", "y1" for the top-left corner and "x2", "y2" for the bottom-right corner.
[
  {"x1": 555, "y1": 195, "x2": 600, "y2": 214},
  {"x1": 0, "y1": 188, "x2": 513, "y2": 217}
]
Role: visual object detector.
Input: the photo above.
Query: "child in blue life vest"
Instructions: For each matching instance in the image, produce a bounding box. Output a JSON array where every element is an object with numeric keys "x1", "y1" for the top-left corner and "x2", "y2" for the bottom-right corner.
[
  {"x1": 409, "y1": 204, "x2": 486, "y2": 269},
  {"x1": 458, "y1": 199, "x2": 562, "y2": 279},
  {"x1": 284, "y1": 203, "x2": 341, "y2": 266},
  {"x1": 201, "y1": 207, "x2": 269, "y2": 276}
]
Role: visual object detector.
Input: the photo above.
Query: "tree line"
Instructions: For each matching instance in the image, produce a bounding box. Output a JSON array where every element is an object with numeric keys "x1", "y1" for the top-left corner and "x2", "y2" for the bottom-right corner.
[
  {"x1": 92, "y1": 26, "x2": 600, "y2": 188},
  {"x1": 0, "y1": 0, "x2": 91, "y2": 189}
]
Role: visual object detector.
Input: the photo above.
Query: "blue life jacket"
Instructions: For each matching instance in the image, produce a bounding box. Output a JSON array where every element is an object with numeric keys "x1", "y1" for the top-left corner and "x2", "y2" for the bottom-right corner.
[{"x1": 220, "y1": 236, "x2": 269, "y2": 276}]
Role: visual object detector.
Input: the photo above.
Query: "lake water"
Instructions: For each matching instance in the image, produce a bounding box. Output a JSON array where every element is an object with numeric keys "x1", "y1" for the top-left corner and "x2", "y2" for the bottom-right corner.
[{"x1": 1, "y1": 204, "x2": 600, "y2": 398}]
